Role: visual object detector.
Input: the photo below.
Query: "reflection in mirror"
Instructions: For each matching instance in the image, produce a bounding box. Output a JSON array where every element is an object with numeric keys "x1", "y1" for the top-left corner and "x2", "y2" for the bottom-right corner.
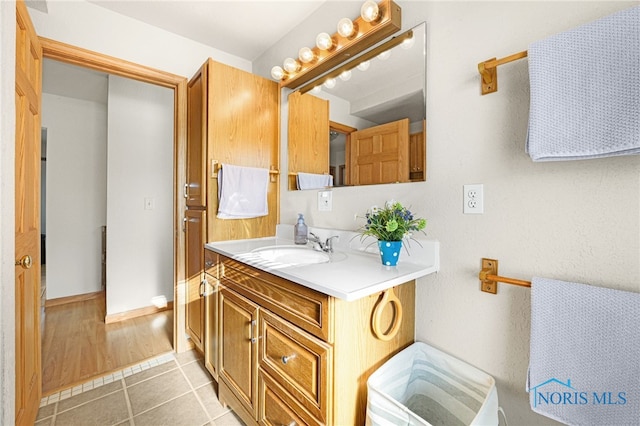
[{"x1": 288, "y1": 22, "x2": 426, "y2": 190}]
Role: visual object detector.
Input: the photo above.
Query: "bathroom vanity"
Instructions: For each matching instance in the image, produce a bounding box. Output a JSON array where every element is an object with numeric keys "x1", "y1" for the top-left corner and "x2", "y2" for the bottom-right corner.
[{"x1": 204, "y1": 226, "x2": 439, "y2": 425}]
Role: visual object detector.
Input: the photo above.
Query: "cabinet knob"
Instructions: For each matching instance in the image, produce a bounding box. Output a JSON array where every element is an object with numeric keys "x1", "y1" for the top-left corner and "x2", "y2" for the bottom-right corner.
[{"x1": 281, "y1": 354, "x2": 297, "y2": 364}]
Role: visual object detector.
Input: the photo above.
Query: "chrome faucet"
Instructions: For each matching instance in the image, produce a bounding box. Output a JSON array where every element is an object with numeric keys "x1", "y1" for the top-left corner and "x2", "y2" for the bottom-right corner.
[{"x1": 308, "y1": 232, "x2": 339, "y2": 253}]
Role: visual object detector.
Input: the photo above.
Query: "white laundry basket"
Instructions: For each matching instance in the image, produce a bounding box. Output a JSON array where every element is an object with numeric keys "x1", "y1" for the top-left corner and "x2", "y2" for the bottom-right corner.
[{"x1": 366, "y1": 342, "x2": 499, "y2": 426}]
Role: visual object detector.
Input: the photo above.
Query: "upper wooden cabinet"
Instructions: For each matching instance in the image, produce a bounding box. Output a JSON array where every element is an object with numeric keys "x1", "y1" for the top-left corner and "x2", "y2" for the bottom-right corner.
[
  {"x1": 186, "y1": 63, "x2": 208, "y2": 208},
  {"x1": 185, "y1": 59, "x2": 280, "y2": 358},
  {"x1": 205, "y1": 59, "x2": 281, "y2": 241},
  {"x1": 349, "y1": 118, "x2": 410, "y2": 186}
]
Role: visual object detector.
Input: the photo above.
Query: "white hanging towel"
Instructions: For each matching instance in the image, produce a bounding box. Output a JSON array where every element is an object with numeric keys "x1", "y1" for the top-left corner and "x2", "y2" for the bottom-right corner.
[
  {"x1": 526, "y1": 6, "x2": 640, "y2": 161},
  {"x1": 296, "y1": 172, "x2": 333, "y2": 190},
  {"x1": 527, "y1": 277, "x2": 640, "y2": 425},
  {"x1": 217, "y1": 164, "x2": 269, "y2": 219}
]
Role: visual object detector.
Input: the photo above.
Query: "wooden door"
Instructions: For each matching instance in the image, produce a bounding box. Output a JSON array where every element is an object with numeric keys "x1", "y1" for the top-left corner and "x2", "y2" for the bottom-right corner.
[
  {"x1": 287, "y1": 91, "x2": 329, "y2": 189},
  {"x1": 207, "y1": 60, "x2": 280, "y2": 241},
  {"x1": 184, "y1": 209, "x2": 205, "y2": 352},
  {"x1": 186, "y1": 62, "x2": 207, "y2": 208},
  {"x1": 219, "y1": 287, "x2": 259, "y2": 418},
  {"x1": 349, "y1": 118, "x2": 409, "y2": 185},
  {"x1": 14, "y1": 1, "x2": 42, "y2": 424}
]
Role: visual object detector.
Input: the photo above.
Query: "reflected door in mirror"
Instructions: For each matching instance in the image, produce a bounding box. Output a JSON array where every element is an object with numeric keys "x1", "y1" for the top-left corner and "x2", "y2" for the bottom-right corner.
[{"x1": 349, "y1": 118, "x2": 409, "y2": 185}]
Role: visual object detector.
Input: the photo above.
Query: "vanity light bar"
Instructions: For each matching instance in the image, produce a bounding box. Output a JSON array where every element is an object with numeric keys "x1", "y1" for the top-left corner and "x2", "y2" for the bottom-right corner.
[
  {"x1": 279, "y1": 0, "x2": 401, "y2": 90},
  {"x1": 298, "y1": 29, "x2": 414, "y2": 95}
]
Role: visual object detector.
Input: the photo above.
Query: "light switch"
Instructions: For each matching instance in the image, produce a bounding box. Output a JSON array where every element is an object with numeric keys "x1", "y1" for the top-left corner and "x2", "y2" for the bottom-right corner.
[
  {"x1": 318, "y1": 191, "x2": 332, "y2": 211},
  {"x1": 144, "y1": 197, "x2": 154, "y2": 210}
]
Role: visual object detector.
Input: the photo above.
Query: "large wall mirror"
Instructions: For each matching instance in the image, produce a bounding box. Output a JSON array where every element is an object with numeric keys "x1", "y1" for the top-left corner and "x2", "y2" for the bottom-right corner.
[{"x1": 288, "y1": 22, "x2": 426, "y2": 191}]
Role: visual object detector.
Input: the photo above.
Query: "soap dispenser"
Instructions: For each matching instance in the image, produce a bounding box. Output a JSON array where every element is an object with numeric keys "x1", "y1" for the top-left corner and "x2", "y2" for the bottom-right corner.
[{"x1": 294, "y1": 214, "x2": 308, "y2": 245}]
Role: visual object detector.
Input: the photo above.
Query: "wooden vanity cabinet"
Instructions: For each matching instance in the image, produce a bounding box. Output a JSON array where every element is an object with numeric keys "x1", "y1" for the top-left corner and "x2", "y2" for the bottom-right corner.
[{"x1": 213, "y1": 251, "x2": 415, "y2": 426}]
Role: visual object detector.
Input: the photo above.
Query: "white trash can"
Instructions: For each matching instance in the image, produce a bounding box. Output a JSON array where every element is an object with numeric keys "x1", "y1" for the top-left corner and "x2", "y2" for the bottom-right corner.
[{"x1": 366, "y1": 342, "x2": 499, "y2": 426}]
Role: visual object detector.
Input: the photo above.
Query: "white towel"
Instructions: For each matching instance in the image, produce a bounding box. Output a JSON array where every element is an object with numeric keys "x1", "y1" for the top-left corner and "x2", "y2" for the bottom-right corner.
[
  {"x1": 217, "y1": 164, "x2": 269, "y2": 219},
  {"x1": 527, "y1": 277, "x2": 640, "y2": 425},
  {"x1": 296, "y1": 172, "x2": 333, "y2": 190},
  {"x1": 526, "y1": 6, "x2": 640, "y2": 161}
]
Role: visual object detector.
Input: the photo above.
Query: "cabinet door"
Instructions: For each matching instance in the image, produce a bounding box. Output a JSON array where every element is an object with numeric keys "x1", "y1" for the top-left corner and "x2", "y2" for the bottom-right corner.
[
  {"x1": 207, "y1": 60, "x2": 280, "y2": 241},
  {"x1": 219, "y1": 286, "x2": 259, "y2": 418},
  {"x1": 185, "y1": 209, "x2": 205, "y2": 352},
  {"x1": 204, "y1": 274, "x2": 218, "y2": 380},
  {"x1": 204, "y1": 249, "x2": 219, "y2": 378},
  {"x1": 184, "y1": 62, "x2": 208, "y2": 207},
  {"x1": 186, "y1": 62, "x2": 208, "y2": 208},
  {"x1": 349, "y1": 118, "x2": 409, "y2": 185}
]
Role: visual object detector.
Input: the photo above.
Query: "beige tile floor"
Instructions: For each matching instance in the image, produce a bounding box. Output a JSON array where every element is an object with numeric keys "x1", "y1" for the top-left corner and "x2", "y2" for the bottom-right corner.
[{"x1": 36, "y1": 350, "x2": 245, "y2": 426}]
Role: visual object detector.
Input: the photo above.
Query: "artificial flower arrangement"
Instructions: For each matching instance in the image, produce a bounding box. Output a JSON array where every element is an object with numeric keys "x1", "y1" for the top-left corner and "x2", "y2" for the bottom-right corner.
[{"x1": 359, "y1": 200, "x2": 427, "y2": 242}]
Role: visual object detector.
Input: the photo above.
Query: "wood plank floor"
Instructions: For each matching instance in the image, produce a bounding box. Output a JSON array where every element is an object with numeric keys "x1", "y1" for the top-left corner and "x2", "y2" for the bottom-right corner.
[{"x1": 41, "y1": 292, "x2": 174, "y2": 395}]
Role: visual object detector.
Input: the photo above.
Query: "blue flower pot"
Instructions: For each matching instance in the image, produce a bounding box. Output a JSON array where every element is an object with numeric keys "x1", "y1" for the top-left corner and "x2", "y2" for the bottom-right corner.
[{"x1": 378, "y1": 240, "x2": 402, "y2": 266}]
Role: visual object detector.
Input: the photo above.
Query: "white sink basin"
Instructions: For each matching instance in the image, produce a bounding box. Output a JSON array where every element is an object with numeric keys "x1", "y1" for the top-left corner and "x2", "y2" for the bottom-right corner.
[{"x1": 251, "y1": 245, "x2": 330, "y2": 265}]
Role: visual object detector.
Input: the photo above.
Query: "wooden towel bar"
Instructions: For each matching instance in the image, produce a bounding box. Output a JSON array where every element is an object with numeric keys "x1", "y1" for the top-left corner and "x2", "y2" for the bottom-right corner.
[
  {"x1": 478, "y1": 258, "x2": 531, "y2": 294},
  {"x1": 211, "y1": 160, "x2": 279, "y2": 182},
  {"x1": 477, "y1": 50, "x2": 528, "y2": 95}
]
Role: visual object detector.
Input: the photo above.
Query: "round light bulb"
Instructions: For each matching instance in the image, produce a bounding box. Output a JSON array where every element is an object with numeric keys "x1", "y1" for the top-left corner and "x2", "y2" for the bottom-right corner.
[
  {"x1": 337, "y1": 17, "x2": 355, "y2": 38},
  {"x1": 378, "y1": 50, "x2": 391, "y2": 61},
  {"x1": 357, "y1": 60, "x2": 370, "y2": 71},
  {"x1": 270, "y1": 66, "x2": 285, "y2": 81},
  {"x1": 360, "y1": 0, "x2": 379, "y2": 23},
  {"x1": 298, "y1": 47, "x2": 314, "y2": 64},
  {"x1": 339, "y1": 70, "x2": 352, "y2": 81},
  {"x1": 324, "y1": 78, "x2": 336, "y2": 89},
  {"x1": 310, "y1": 86, "x2": 321, "y2": 94},
  {"x1": 283, "y1": 57, "x2": 300, "y2": 73},
  {"x1": 401, "y1": 36, "x2": 415, "y2": 50},
  {"x1": 316, "y1": 32, "x2": 333, "y2": 51}
]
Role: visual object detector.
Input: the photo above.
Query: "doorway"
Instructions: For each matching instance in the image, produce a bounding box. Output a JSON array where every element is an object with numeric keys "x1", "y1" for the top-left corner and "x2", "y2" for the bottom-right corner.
[
  {"x1": 37, "y1": 38, "x2": 189, "y2": 390},
  {"x1": 329, "y1": 121, "x2": 357, "y2": 187},
  {"x1": 40, "y1": 57, "x2": 177, "y2": 393}
]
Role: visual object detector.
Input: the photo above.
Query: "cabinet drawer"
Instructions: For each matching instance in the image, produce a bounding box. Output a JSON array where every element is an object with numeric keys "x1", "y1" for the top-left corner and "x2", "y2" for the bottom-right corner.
[
  {"x1": 221, "y1": 255, "x2": 332, "y2": 342},
  {"x1": 258, "y1": 370, "x2": 322, "y2": 426},
  {"x1": 204, "y1": 249, "x2": 218, "y2": 278},
  {"x1": 259, "y1": 309, "x2": 331, "y2": 423}
]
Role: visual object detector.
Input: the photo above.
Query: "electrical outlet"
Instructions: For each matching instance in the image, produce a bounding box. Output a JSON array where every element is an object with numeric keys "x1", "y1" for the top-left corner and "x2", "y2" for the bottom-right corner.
[
  {"x1": 318, "y1": 190, "x2": 332, "y2": 211},
  {"x1": 463, "y1": 184, "x2": 484, "y2": 214}
]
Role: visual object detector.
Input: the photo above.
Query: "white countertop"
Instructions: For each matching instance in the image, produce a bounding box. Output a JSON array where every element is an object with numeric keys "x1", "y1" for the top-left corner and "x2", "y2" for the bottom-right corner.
[{"x1": 205, "y1": 225, "x2": 439, "y2": 301}]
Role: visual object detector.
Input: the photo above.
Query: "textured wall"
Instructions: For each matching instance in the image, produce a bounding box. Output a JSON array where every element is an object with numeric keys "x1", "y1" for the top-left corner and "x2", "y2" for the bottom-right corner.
[{"x1": 256, "y1": 1, "x2": 640, "y2": 423}]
